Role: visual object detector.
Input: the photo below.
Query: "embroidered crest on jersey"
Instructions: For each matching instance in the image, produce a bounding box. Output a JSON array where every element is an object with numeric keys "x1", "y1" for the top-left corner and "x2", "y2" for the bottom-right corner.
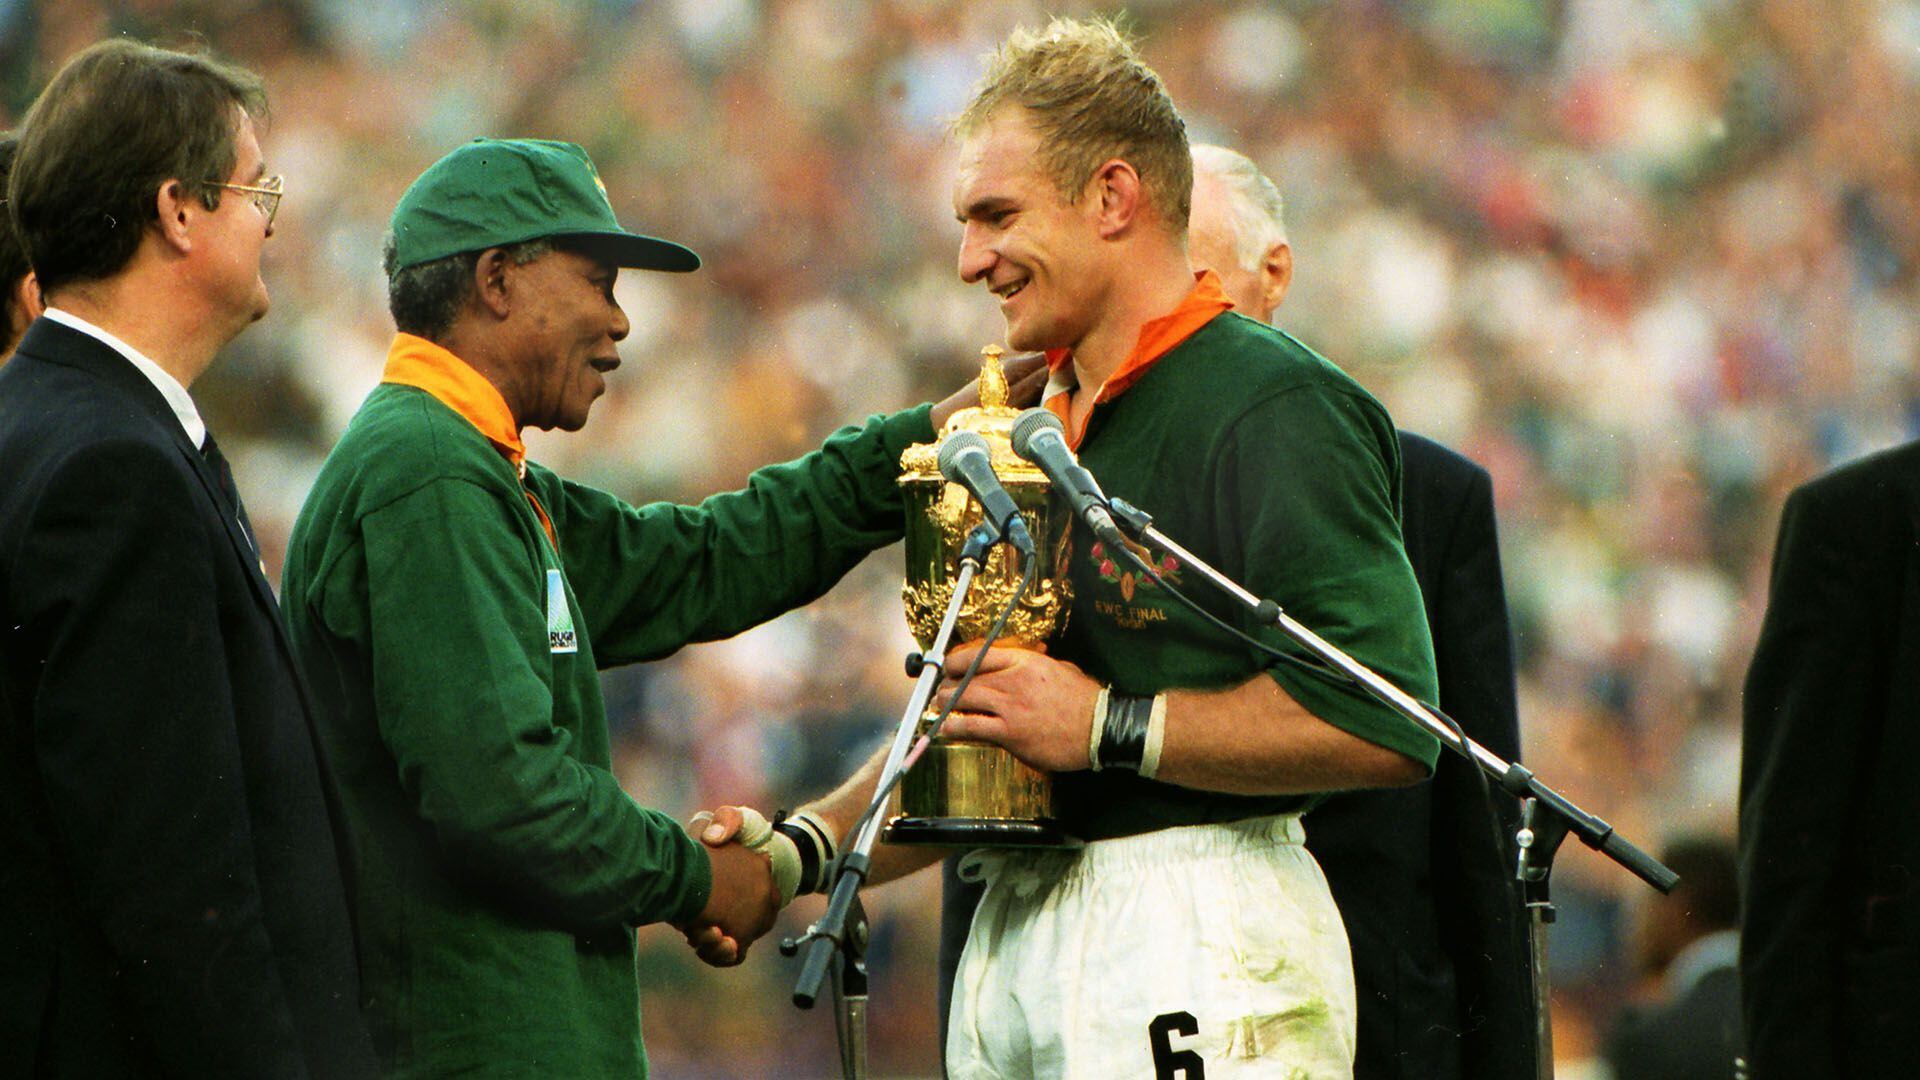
[
  {"x1": 1090, "y1": 540, "x2": 1183, "y2": 601},
  {"x1": 1087, "y1": 539, "x2": 1183, "y2": 629},
  {"x1": 546, "y1": 568, "x2": 578, "y2": 653}
]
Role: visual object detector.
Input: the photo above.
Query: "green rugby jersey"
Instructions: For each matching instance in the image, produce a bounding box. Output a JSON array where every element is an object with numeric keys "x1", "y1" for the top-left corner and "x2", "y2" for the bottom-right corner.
[{"x1": 1048, "y1": 310, "x2": 1441, "y2": 841}]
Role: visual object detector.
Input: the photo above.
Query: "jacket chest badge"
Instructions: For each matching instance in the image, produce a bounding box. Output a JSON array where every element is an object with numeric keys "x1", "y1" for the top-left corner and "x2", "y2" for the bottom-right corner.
[{"x1": 546, "y1": 568, "x2": 578, "y2": 654}]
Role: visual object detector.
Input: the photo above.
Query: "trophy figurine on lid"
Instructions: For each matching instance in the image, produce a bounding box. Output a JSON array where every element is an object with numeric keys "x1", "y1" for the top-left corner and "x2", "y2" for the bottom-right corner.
[{"x1": 884, "y1": 346, "x2": 1080, "y2": 848}]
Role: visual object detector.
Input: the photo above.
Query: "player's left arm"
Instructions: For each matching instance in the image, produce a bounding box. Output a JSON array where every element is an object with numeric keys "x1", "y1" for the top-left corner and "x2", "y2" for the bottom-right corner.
[
  {"x1": 941, "y1": 381, "x2": 1439, "y2": 794},
  {"x1": 937, "y1": 648, "x2": 1421, "y2": 794}
]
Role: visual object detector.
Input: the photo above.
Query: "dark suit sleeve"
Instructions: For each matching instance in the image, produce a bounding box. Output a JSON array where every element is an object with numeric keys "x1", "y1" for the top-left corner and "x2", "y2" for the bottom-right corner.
[
  {"x1": 1420, "y1": 453, "x2": 1536, "y2": 1079},
  {"x1": 14, "y1": 439, "x2": 307, "y2": 1076},
  {"x1": 1739, "y1": 481, "x2": 1877, "y2": 1078},
  {"x1": 1425, "y1": 460, "x2": 1522, "y2": 760}
]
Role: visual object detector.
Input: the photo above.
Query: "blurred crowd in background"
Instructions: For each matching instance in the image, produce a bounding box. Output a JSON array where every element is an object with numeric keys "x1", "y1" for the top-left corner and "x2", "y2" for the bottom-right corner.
[{"x1": 4, "y1": 0, "x2": 1912, "y2": 1075}]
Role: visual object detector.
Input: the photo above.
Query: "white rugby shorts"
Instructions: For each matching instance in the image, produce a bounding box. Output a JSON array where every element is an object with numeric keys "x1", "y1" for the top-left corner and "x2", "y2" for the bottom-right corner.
[{"x1": 946, "y1": 813, "x2": 1357, "y2": 1078}]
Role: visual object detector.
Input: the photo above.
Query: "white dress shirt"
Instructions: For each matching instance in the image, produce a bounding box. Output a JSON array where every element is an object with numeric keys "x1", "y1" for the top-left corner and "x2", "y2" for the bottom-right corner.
[{"x1": 42, "y1": 306, "x2": 208, "y2": 449}]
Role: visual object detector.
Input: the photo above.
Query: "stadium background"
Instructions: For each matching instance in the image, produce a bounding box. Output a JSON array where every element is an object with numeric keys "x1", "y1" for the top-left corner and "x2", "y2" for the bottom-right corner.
[{"x1": 5, "y1": 0, "x2": 1911, "y2": 1075}]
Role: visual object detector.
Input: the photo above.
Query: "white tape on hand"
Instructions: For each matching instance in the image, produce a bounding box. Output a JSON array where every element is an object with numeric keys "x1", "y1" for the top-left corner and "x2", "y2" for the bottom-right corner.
[
  {"x1": 689, "y1": 807, "x2": 801, "y2": 908},
  {"x1": 733, "y1": 806, "x2": 773, "y2": 848},
  {"x1": 732, "y1": 806, "x2": 801, "y2": 908}
]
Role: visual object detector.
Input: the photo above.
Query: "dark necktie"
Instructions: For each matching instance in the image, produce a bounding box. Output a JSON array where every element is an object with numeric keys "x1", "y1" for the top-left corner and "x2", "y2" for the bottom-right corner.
[{"x1": 201, "y1": 433, "x2": 259, "y2": 556}]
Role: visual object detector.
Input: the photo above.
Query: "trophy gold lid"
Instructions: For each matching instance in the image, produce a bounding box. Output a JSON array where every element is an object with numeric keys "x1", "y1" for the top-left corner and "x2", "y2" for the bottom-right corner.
[{"x1": 900, "y1": 346, "x2": 1046, "y2": 483}]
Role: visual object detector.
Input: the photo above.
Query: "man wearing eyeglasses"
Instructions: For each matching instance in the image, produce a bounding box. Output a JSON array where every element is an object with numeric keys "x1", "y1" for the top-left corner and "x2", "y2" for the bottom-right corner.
[{"x1": 0, "y1": 40, "x2": 375, "y2": 1077}]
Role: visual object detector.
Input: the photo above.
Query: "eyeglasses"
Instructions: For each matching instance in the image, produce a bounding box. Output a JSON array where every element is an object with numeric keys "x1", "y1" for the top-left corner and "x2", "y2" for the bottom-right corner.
[{"x1": 208, "y1": 174, "x2": 284, "y2": 229}]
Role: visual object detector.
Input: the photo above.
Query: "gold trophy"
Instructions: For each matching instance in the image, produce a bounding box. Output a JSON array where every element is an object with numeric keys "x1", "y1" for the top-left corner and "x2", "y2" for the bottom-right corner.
[{"x1": 882, "y1": 347, "x2": 1080, "y2": 848}]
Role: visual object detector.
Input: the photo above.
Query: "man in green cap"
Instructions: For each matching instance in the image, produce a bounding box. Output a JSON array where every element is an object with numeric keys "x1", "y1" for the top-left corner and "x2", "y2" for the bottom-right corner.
[{"x1": 281, "y1": 138, "x2": 1018, "y2": 1076}]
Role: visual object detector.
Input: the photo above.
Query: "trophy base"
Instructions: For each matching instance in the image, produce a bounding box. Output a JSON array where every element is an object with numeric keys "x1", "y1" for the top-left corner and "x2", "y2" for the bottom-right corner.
[
  {"x1": 886, "y1": 737, "x2": 1081, "y2": 848},
  {"x1": 881, "y1": 815, "x2": 1082, "y2": 849}
]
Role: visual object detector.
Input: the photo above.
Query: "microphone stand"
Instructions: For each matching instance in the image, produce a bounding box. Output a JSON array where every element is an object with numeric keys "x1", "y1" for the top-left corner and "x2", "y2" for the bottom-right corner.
[
  {"x1": 781, "y1": 524, "x2": 999, "y2": 1080},
  {"x1": 1100, "y1": 496, "x2": 1676, "y2": 1080},
  {"x1": 829, "y1": 895, "x2": 869, "y2": 1080}
]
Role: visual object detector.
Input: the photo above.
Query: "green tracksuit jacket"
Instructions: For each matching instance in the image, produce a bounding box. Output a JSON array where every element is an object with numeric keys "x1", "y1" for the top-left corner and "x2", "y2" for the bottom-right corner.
[{"x1": 282, "y1": 378, "x2": 931, "y2": 1077}]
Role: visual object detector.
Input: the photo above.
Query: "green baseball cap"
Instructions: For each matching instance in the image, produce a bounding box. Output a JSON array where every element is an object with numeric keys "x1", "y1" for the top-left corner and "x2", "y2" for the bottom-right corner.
[{"x1": 388, "y1": 138, "x2": 700, "y2": 273}]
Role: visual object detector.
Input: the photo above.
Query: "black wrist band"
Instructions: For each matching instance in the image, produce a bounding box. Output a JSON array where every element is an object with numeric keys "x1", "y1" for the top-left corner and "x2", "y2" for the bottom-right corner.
[
  {"x1": 1098, "y1": 692, "x2": 1155, "y2": 774},
  {"x1": 772, "y1": 816, "x2": 823, "y2": 895}
]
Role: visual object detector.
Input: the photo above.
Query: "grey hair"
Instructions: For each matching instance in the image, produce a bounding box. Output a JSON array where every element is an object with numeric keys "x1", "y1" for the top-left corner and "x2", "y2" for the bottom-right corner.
[
  {"x1": 382, "y1": 233, "x2": 556, "y2": 340},
  {"x1": 1191, "y1": 143, "x2": 1287, "y2": 271}
]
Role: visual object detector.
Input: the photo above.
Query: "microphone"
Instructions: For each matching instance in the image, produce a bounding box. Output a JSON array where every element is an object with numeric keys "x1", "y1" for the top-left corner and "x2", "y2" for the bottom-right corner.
[
  {"x1": 937, "y1": 431, "x2": 1035, "y2": 555},
  {"x1": 1009, "y1": 408, "x2": 1127, "y2": 548}
]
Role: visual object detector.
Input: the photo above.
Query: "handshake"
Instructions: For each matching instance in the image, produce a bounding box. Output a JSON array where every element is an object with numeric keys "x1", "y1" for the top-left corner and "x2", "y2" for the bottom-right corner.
[{"x1": 675, "y1": 806, "x2": 839, "y2": 967}]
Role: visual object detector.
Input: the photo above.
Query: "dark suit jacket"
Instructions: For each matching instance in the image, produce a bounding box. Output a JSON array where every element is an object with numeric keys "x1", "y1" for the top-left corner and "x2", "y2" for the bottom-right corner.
[
  {"x1": 936, "y1": 431, "x2": 1534, "y2": 1078},
  {"x1": 1740, "y1": 439, "x2": 1920, "y2": 1079},
  {"x1": 0, "y1": 319, "x2": 376, "y2": 1077}
]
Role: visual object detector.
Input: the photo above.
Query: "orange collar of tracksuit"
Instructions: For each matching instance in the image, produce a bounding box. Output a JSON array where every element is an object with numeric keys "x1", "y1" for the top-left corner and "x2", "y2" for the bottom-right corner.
[{"x1": 381, "y1": 333, "x2": 556, "y2": 546}]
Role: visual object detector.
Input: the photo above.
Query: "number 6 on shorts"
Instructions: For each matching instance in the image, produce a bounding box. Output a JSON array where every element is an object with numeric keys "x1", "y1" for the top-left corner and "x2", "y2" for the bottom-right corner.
[{"x1": 1150, "y1": 1010, "x2": 1203, "y2": 1078}]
